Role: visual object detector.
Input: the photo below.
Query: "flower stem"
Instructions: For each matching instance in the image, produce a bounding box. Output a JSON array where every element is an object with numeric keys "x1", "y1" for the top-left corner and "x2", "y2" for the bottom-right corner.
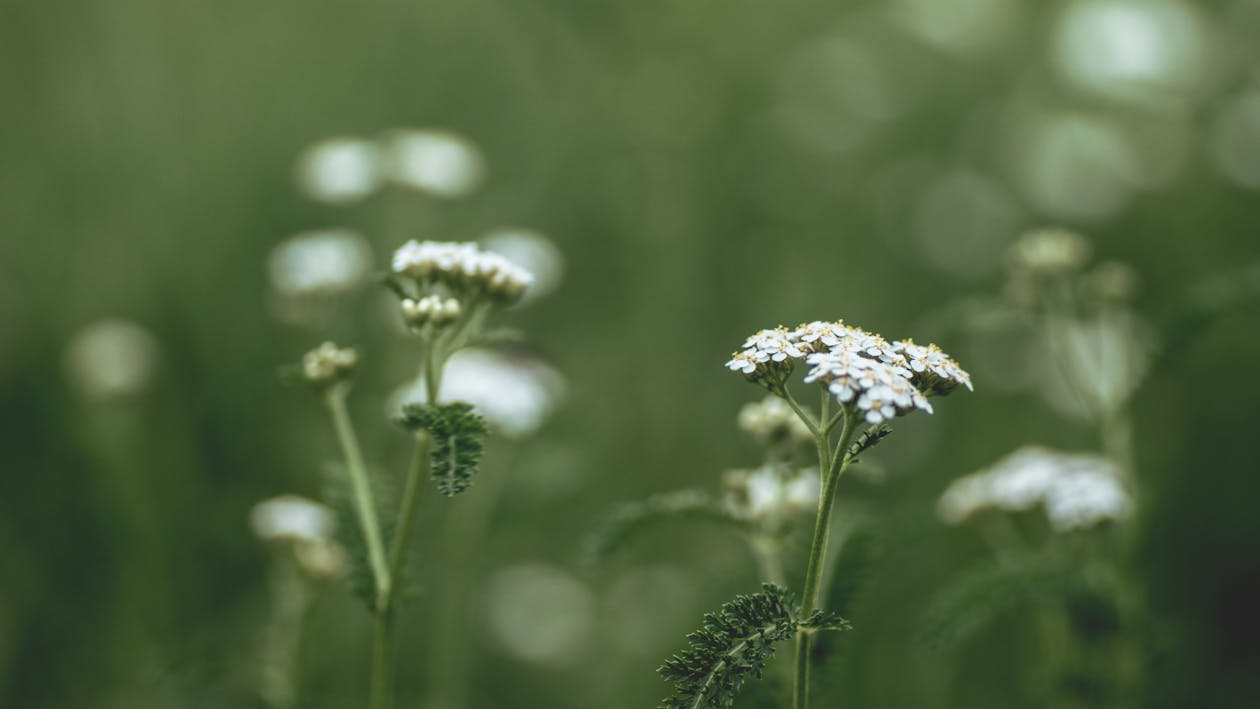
[
  {"x1": 324, "y1": 387, "x2": 391, "y2": 605},
  {"x1": 793, "y1": 408, "x2": 861, "y2": 709},
  {"x1": 370, "y1": 607, "x2": 395, "y2": 709}
]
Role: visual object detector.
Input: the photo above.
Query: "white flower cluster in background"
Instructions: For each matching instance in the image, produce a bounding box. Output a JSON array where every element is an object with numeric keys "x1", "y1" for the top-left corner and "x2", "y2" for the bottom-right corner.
[
  {"x1": 726, "y1": 319, "x2": 971, "y2": 423},
  {"x1": 296, "y1": 138, "x2": 383, "y2": 205},
  {"x1": 63, "y1": 319, "x2": 160, "y2": 400},
  {"x1": 295, "y1": 128, "x2": 485, "y2": 205},
  {"x1": 723, "y1": 466, "x2": 819, "y2": 523},
  {"x1": 1007, "y1": 227, "x2": 1092, "y2": 277},
  {"x1": 250, "y1": 495, "x2": 347, "y2": 579},
  {"x1": 391, "y1": 348, "x2": 565, "y2": 440},
  {"x1": 938, "y1": 446, "x2": 1130, "y2": 532},
  {"x1": 301, "y1": 341, "x2": 358, "y2": 385},
  {"x1": 385, "y1": 129, "x2": 486, "y2": 198},
  {"x1": 737, "y1": 396, "x2": 813, "y2": 446},
  {"x1": 392, "y1": 239, "x2": 534, "y2": 305},
  {"x1": 401, "y1": 295, "x2": 462, "y2": 327},
  {"x1": 268, "y1": 230, "x2": 372, "y2": 298}
]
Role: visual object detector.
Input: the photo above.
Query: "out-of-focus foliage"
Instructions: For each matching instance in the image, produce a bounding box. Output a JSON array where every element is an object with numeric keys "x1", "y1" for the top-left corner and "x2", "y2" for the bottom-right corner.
[{"x1": 2, "y1": 0, "x2": 1260, "y2": 707}]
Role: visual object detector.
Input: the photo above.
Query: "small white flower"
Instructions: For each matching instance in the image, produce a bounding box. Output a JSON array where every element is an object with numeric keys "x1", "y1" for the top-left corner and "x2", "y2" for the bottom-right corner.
[
  {"x1": 725, "y1": 351, "x2": 762, "y2": 375},
  {"x1": 296, "y1": 137, "x2": 382, "y2": 204},
  {"x1": 386, "y1": 129, "x2": 486, "y2": 198},
  {"x1": 742, "y1": 328, "x2": 806, "y2": 363},
  {"x1": 891, "y1": 339, "x2": 973, "y2": 394},
  {"x1": 789, "y1": 320, "x2": 851, "y2": 350},
  {"x1": 250, "y1": 495, "x2": 336, "y2": 544},
  {"x1": 390, "y1": 240, "x2": 534, "y2": 304},
  {"x1": 301, "y1": 341, "x2": 357, "y2": 384}
]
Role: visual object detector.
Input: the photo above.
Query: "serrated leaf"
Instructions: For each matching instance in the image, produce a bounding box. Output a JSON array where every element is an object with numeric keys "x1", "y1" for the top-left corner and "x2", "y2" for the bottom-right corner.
[
  {"x1": 798, "y1": 610, "x2": 852, "y2": 633},
  {"x1": 398, "y1": 402, "x2": 488, "y2": 497},
  {"x1": 658, "y1": 584, "x2": 802, "y2": 709},
  {"x1": 583, "y1": 490, "x2": 756, "y2": 567}
]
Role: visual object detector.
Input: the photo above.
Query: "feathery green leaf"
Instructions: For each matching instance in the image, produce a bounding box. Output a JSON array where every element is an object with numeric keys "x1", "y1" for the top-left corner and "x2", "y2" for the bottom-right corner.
[
  {"x1": 398, "y1": 402, "x2": 488, "y2": 497},
  {"x1": 658, "y1": 584, "x2": 802, "y2": 709}
]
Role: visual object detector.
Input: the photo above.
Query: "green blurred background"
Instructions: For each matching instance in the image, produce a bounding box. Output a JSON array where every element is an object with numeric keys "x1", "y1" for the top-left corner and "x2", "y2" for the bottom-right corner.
[{"x1": 3, "y1": 0, "x2": 1260, "y2": 707}]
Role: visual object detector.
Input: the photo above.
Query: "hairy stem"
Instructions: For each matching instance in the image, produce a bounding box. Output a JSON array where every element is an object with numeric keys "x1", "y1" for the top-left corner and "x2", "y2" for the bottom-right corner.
[
  {"x1": 324, "y1": 388, "x2": 391, "y2": 606},
  {"x1": 793, "y1": 408, "x2": 861, "y2": 709}
]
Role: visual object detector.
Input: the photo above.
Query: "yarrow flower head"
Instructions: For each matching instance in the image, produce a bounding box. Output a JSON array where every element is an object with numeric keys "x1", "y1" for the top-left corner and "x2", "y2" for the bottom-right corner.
[
  {"x1": 726, "y1": 318, "x2": 970, "y2": 423},
  {"x1": 937, "y1": 446, "x2": 1129, "y2": 532},
  {"x1": 390, "y1": 239, "x2": 534, "y2": 305},
  {"x1": 725, "y1": 327, "x2": 805, "y2": 388},
  {"x1": 301, "y1": 341, "x2": 358, "y2": 386}
]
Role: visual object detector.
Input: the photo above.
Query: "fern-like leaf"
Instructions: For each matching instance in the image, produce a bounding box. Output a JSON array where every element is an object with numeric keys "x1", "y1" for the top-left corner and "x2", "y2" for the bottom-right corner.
[
  {"x1": 583, "y1": 490, "x2": 756, "y2": 567},
  {"x1": 659, "y1": 584, "x2": 813, "y2": 709},
  {"x1": 798, "y1": 609, "x2": 853, "y2": 633},
  {"x1": 398, "y1": 402, "x2": 488, "y2": 496}
]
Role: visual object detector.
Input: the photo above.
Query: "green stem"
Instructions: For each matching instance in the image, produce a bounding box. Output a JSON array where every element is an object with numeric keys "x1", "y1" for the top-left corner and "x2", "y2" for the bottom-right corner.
[
  {"x1": 324, "y1": 388, "x2": 391, "y2": 606},
  {"x1": 388, "y1": 434, "x2": 431, "y2": 589},
  {"x1": 370, "y1": 608, "x2": 395, "y2": 709},
  {"x1": 781, "y1": 387, "x2": 821, "y2": 438},
  {"x1": 793, "y1": 409, "x2": 862, "y2": 709}
]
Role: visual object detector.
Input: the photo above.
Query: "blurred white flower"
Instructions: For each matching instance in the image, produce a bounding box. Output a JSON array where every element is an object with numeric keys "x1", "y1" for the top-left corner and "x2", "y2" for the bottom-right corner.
[
  {"x1": 1052, "y1": 0, "x2": 1208, "y2": 106},
  {"x1": 481, "y1": 228, "x2": 564, "y2": 304},
  {"x1": 296, "y1": 137, "x2": 382, "y2": 204},
  {"x1": 1007, "y1": 227, "x2": 1092, "y2": 276},
  {"x1": 391, "y1": 348, "x2": 564, "y2": 440},
  {"x1": 301, "y1": 341, "x2": 358, "y2": 385},
  {"x1": 1044, "y1": 467, "x2": 1130, "y2": 531},
  {"x1": 268, "y1": 230, "x2": 372, "y2": 298},
  {"x1": 250, "y1": 495, "x2": 336, "y2": 544},
  {"x1": 485, "y1": 562, "x2": 594, "y2": 667},
  {"x1": 737, "y1": 396, "x2": 813, "y2": 445},
  {"x1": 64, "y1": 319, "x2": 160, "y2": 400},
  {"x1": 724, "y1": 466, "x2": 819, "y2": 522},
  {"x1": 938, "y1": 446, "x2": 1129, "y2": 531},
  {"x1": 386, "y1": 129, "x2": 486, "y2": 198}
]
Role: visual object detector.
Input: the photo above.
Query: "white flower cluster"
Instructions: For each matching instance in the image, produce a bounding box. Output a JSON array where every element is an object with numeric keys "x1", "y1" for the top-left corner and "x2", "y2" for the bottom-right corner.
[
  {"x1": 392, "y1": 240, "x2": 534, "y2": 304},
  {"x1": 938, "y1": 446, "x2": 1130, "y2": 532},
  {"x1": 401, "y1": 295, "x2": 462, "y2": 327},
  {"x1": 268, "y1": 230, "x2": 371, "y2": 299},
  {"x1": 301, "y1": 341, "x2": 358, "y2": 384},
  {"x1": 726, "y1": 319, "x2": 971, "y2": 422},
  {"x1": 723, "y1": 466, "x2": 819, "y2": 523},
  {"x1": 737, "y1": 396, "x2": 813, "y2": 445},
  {"x1": 296, "y1": 129, "x2": 485, "y2": 205}
]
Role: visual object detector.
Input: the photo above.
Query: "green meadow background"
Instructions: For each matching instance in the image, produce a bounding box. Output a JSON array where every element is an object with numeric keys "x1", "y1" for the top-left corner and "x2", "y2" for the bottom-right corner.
[{"x1": 3, "y1": 0, "x2": 1259, "y2": 707}]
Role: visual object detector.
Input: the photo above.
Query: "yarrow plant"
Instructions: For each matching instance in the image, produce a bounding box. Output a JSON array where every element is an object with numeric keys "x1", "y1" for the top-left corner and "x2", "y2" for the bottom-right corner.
[
  {"x1": 922, "y1": 226, "x2": 1158, "y2": 706},
  {"x1": 287, "y1": 238, "x2": 535, "y2": 709},
  {"x1": 605, "y1": 319, "x2": 971, "y2": 709}
]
